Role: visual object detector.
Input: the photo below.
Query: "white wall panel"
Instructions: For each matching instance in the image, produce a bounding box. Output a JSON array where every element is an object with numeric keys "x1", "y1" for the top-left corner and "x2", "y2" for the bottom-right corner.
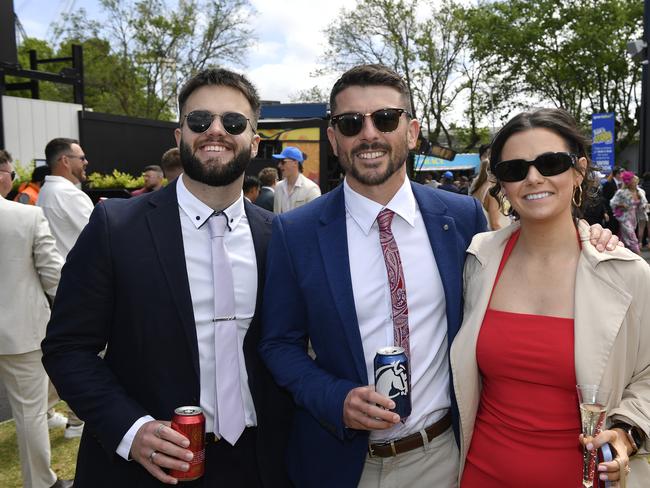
[{"x1": 2, "y1": 96, "x2": 81, "y2": 170}]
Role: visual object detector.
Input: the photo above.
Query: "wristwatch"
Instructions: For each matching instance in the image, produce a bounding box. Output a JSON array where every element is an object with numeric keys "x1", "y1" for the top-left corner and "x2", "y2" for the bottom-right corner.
[{"x1": 611, "y1": 422, "x2": 646, "y2": 456}]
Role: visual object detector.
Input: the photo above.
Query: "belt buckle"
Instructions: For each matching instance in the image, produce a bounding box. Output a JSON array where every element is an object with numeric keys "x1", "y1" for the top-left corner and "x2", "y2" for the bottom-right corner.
[{"x1": 368, "y1": 444, "x2": 375, "y2": 458}]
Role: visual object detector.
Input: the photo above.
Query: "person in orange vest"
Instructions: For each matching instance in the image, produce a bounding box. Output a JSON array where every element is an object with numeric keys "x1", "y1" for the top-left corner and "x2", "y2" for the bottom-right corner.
[{"x1": 14, "y1": 165, "x2": 50, "y2": 205}]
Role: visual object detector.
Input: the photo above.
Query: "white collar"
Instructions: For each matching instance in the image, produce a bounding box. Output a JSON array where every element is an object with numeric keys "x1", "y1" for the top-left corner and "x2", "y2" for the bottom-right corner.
[
  {"x1": 176, "y1": 174, "x2": 245, "y2": 231},
  {"x1": 343, "y1": 176, "x2": 416, "y2": 235}
]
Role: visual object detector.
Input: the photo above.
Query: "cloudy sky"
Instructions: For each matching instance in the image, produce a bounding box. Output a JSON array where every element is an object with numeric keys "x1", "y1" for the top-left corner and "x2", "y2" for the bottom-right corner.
[{"x1": 14, "y1": 0, "x2": 351, "y2": 102}]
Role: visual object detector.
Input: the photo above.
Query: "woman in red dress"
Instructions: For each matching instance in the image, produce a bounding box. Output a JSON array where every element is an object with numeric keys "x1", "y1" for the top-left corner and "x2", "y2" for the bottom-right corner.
[{"x1": 451, "y1": 108, "x2": 650, "y2": 487}]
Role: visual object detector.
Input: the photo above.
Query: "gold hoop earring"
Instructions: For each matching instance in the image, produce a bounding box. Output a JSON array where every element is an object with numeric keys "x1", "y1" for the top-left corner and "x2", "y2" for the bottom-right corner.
[{"x1": 572, "y1": 185, "x2": 583, "y2": 207}]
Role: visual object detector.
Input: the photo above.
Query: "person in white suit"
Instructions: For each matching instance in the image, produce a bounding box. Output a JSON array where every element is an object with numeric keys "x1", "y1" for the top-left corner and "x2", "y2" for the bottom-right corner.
[{"x1": 0, "y1": 150, "x2": 70, "y2": 488}]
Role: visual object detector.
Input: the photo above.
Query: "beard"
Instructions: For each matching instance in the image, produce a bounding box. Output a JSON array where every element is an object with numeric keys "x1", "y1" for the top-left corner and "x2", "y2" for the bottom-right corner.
[
  {"x1": 179, "y1": 138, "x2": 251, "y2": 187},
  {"x1": 338, "y1": 140, "x2": 408, "y2": 186}
]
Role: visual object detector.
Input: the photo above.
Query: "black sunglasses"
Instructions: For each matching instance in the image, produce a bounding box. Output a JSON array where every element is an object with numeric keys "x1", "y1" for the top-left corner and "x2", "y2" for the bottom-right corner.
[
  {"x1": 65, "y1": 154, "x2": 86, "y2": 161},
  {"x1": 182, "y1": 110, "x2": 255, "y2": 135},
  {"x1": 330, "y1": 108, "x2": 411, "y2": 137},
  {"x1": 493, "y1": 152, "x2": 577, "y2": 182},
  {"x1": 0, "y1": 169, "x2": 16, "y2": 181}
]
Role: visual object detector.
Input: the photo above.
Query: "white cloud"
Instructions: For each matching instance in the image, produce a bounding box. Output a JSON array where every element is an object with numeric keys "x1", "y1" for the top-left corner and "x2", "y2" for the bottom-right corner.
[{"x1": 247, "y1": 0, "x2": 352, "y2": 101}]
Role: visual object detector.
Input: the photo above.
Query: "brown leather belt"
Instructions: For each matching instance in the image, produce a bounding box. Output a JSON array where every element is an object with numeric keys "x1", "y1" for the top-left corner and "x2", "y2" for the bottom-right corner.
[{"x1": 368, "y1": 411, "x2": 452, "y2": 458}]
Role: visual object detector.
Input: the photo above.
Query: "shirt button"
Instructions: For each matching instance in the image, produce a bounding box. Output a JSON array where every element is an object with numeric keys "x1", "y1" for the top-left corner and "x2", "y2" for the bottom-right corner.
[
  {"x1": 195, "y1": 216, "x2": 200, "y2": 220},
  {"x1": 443, "y1": 224, "x2": 449, "y2": 231}
]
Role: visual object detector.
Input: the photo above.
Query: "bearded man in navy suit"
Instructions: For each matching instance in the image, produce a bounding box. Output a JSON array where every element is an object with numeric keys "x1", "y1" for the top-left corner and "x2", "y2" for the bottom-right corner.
[
  {"x1": 259, "y1": 64, "x2": 486, "y2": 488},
  {"x1": 42, "y1": 68, "x2": 293, "y2": 488}
]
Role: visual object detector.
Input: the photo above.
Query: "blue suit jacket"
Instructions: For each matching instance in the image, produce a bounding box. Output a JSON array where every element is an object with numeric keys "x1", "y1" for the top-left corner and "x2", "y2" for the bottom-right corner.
[
  {"x1": 260, "y1": 181, "x2": 486, "y2": 487},
  {"x1": 42, "y1": 181, "x2": 293, "y2": 487}
]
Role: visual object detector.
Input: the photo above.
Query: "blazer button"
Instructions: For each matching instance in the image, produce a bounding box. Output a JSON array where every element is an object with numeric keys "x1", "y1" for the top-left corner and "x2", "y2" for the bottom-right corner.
[{"x1": 443, "y1": 224, "x2": 449, "y2": 231}]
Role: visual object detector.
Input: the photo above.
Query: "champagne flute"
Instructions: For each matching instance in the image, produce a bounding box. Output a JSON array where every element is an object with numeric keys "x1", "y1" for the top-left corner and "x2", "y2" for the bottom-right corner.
[{"x1": 577, "y1": 384, "x2": 610, "y2": 488}]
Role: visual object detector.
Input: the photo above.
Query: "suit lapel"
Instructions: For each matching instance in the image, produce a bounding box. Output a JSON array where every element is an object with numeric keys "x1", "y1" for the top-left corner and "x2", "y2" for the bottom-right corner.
[
  {"x1": 244, "y1": 200, "x2": 273, "y2": 320},
  {"x1": 146, "y1": 183, "x2": 200, "y2": 381},
  {"x1": 412, "y1": 184, "x2": 464, "y2": 341},
  {"x1": 574, "y1": 253, "x2": 631, "y2": 387},
  {"x1": 317, "y1": 186, "x2": 367, "y2": 383}
]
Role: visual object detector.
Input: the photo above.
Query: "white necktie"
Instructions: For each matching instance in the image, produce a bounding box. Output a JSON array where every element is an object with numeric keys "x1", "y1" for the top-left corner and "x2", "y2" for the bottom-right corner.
[{"x1": 207, "y1": 212, "x2": 245, "y2": 445}]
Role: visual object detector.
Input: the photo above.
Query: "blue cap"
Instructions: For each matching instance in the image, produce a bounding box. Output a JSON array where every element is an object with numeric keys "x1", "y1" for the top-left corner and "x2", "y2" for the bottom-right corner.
[
  {"x1": 443, "y1": 171, "x2": 454, "y2": 179},
  {"x1": 272, "y1": 146, "x2": 304, "y2": 163}
]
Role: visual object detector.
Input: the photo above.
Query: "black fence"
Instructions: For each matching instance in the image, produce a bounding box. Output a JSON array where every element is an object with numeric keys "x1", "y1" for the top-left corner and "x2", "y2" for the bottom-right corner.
[{"x1": 79, "y1": 111, "x2": 178, "y2": 176}]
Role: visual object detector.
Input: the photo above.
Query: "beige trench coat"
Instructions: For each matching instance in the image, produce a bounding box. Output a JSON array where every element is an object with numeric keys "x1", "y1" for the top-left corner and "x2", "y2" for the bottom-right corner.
[{"x1": 450, "y1": 221, "x2": 650, "y2": 487}]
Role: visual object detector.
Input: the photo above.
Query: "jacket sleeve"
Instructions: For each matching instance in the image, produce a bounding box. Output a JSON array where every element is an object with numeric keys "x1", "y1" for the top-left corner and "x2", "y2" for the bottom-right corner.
[
  {"x1": 609, "y1": 260, "x2": 650, "y2": 452},
  {"x1": 32, "y1": 207, "x2": 63, "y2": 298},
  {"x1": 41, "y1": 203, "x2": 149, "y2": 456},
  {"x1": 259, "y1": 216, "x2": 359, "y2": 440}
]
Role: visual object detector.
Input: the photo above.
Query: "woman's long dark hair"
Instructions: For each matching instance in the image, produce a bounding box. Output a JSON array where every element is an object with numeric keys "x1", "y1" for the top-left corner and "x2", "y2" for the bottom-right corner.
[{"x1": 488, "y1": 108, "x2": 599, "y2": 220}]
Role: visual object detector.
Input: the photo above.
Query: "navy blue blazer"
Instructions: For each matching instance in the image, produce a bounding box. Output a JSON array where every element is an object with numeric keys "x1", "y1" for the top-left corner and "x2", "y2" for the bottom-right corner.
[
  {"x1": 42, "y1": 181, "x2": 293, "y2": 487},
  {"x1": 259, "y1": 181, "x2": 486, "y2": 488}
]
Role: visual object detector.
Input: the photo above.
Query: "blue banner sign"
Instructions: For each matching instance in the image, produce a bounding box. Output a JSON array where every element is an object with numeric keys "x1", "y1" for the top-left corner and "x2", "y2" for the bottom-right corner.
[
  {"x1": 591, "y1": 113, "x2": 615, "y2": 173},
  {"x1": 414, "y1": 153, "x2": 481, "y2": 173}
]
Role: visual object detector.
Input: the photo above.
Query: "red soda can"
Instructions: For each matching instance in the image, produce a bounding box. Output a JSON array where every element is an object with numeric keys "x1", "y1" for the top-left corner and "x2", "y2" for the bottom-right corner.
[{"x1": 169, "y1": 406, "x2": 205, "y2": 481}]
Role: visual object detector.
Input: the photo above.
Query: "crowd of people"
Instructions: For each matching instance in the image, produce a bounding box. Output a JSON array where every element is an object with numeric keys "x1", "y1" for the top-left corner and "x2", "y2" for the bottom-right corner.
[{"x1": 0, "y1": 62, "x2": 648, "y2": 488}]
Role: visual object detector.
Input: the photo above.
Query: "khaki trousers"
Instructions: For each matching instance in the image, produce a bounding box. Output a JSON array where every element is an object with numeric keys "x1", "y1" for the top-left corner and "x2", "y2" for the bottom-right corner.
[
  {"x1": 0, "y1": 350, "x2": 57, "y2": 488},
  {"x1": 358, "y1": 426, "x2": 459, "y2": 488}
]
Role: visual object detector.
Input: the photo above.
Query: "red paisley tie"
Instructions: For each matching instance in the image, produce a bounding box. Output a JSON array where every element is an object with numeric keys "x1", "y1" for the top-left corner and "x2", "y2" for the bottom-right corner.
[{"x1": 377, "y1": 208, "x2": 410, "y2": 358}]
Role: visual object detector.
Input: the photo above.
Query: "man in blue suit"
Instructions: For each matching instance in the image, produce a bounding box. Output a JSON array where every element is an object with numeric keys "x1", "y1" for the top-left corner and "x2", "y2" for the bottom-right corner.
[
  {"x1": 42, "y1": 68, "x2": 293, "y2": 487},
  {"x1": 259, "y1": 64, "x2": 485, "y2": 488}
]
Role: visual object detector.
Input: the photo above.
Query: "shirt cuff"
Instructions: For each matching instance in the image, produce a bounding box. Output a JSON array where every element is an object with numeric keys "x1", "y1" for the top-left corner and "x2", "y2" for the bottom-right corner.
[{"x1": 116, "y1": 415, "x2": 155, "y2": 460}]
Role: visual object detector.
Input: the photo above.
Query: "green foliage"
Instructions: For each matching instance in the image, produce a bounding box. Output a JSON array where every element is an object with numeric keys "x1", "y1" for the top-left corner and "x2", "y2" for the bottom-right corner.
[
  {"x1": 462, "y1": 0, "x2": 643, "y2": 152},
  {"x1": 322, "y1": 0, "x2": 643, "y2": 154},
  {"x1": 87, "y1": 169, "x2": 144, "y2": 189},
  {"x1": 12, "y1": 0, "x2": 255, "y2": 121},
  {"x1": 323, "y1": 0, "x2": 481, "y2": 149}
]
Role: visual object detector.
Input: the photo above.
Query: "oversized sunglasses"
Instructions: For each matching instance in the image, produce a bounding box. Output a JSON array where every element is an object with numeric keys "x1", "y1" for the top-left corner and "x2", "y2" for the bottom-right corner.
[
  {"x1": 182, "y1": 110, "x2": 255, "y2": 135},
  {"x1": 330, "y1": 108, "x2": 411, "y2": 137},
  {"x1": 493, "y1": 152, "x2": 577, "y2": 182}
]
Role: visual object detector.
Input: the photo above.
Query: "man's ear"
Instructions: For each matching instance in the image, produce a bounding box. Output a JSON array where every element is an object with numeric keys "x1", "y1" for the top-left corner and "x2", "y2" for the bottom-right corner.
[{"x1": 327, "y1": 127, "x2": 339, "y2": 157}]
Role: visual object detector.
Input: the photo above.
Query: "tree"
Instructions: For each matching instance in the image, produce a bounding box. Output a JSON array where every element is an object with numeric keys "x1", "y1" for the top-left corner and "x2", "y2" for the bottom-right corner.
[
  {"x1": 462, "y1": 0, "x2": 643, "y2": 152},
  {"x1": 322, "y1": 0, "x2": 480, "y2": 150},
  {"x1": 322, "y1": 0, "x2": 419, "y2": 115},
  {"x1": 51, "y1": 0, "x2": 256, "y2": 120},
  {"x1": 289, "y1": 86, "x2": 330, "y2": 103}
]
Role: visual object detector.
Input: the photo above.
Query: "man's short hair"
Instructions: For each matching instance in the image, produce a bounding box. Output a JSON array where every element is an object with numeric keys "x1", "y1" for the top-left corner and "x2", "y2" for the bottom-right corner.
[
  {"x1": 0, "y1": 149, "x2": 12, "y2": 166},
  {"x1": 161, "y1": 148, "x2": 181, "y2": 172},
  {"x1": 329, "y1": 64, "x2": 412, "y2": 115},
  {"x1": 243, "y1": 175, "x2": 261, "y2": 193},
  {"x1": 143, "y1": 165, "x2": 163, "y2": 174},
  {"x1": 178, "y1": 68, "x2": 261, "y2": 128},
  {"x1": 45, "y1": 138, "x2": 79, "y2": 167},
  {"x1": 258, "y1": 167, "x2": 278, "y2": 187}
]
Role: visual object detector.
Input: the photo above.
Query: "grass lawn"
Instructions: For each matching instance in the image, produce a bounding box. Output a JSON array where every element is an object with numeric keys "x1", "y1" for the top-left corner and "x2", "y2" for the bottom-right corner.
[{"x1": 0, "y1": 403, "x2": 79, "y2": 488}]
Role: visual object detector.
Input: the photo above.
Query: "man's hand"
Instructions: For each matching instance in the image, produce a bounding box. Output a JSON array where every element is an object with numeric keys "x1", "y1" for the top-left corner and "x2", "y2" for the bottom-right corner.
[
  {"x1": 130, "y1": 420, "x2": 194, "y2": 485},
  {"x1": 587, "y1": 223, "x2": 621, "y2": 252},
  {"x1": 343, "y1": 386, "x2": 401, "y2": 431}
]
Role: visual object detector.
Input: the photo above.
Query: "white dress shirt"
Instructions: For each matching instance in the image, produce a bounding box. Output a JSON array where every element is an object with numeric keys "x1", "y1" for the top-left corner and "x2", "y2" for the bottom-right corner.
[
  {"x1": 117, "y1": 175, "x2": 258, "y2": 459},
  {"x1": 273, "y1": 173, "x2": 321, "y2": 213},
  {"x1": 344, "y1": 177, "x2": 450, "y2": 442},
  {"x1": 37, "y1": 175, "x2": 94, "y2": 258}
]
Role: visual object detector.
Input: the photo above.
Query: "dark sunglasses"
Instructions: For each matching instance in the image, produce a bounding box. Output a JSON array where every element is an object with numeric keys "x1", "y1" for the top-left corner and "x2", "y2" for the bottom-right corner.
[
  {"x1": 0, "y1": 169, "x2": 16, "y2": 181},
  {"x1": 182, "y1": 110, "x2": 254, "y2": 135},
  {"x1": 65, "y1": 154, "x2": 86, "y2": 161},
  {"x1": 330, "y1": 108, "x2": 411, "y2": 137},
  {"x1": 493, "y1": 152, "x2": 577, "y2": 182}
]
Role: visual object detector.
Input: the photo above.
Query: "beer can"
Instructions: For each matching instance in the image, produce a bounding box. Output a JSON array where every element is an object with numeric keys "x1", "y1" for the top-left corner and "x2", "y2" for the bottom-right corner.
[
  {"x1": 169, "y1": 406, "x2": 205, "y2": 481},
  {"x1": 374, "y1": 346, "x2": 411, "y2": 419}
]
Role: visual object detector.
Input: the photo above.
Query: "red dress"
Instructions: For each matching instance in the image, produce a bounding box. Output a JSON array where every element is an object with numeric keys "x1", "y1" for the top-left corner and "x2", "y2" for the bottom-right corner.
[{"x1": 460, "y1": 230, "x2": 583, "y2": 487}]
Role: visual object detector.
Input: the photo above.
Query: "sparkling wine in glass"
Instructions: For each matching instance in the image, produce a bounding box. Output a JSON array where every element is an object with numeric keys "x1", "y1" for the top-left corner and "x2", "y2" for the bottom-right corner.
[{"x1": 577, "y1": 385, "x2": 610, "y2": 488}]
